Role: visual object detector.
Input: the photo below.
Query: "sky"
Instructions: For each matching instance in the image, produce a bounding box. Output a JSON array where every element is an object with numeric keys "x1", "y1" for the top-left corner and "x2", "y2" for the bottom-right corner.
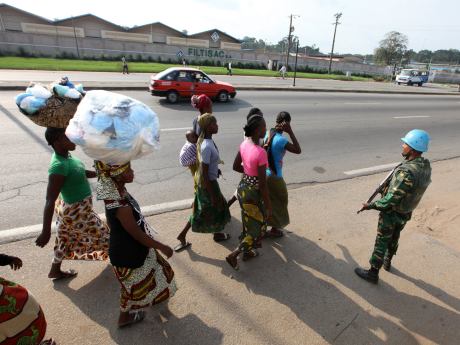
[{"x1": 7, "y1": 0, "x2": 460, "y2": 54}]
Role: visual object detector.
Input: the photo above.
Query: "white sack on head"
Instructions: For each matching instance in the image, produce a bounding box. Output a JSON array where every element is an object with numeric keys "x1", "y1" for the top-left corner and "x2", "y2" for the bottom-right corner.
[{"x1": 66, "y1": 90, "x2": 160, "y2": 165}]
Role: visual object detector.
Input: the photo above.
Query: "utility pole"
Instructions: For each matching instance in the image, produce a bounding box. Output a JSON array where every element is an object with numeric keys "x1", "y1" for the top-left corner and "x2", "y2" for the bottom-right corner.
[
  {"x1": 286, "y1": 14, "x2": 299, "y2": 71},
  {"x1": 71, "y1": 16, "x2": 80, "y2": 58},
  {"x1": 328, "y1": 12, "x2": 342, "y2": 74},
  {"x1": 293, "y1": 41, "x2": 299, "y2": 87}
]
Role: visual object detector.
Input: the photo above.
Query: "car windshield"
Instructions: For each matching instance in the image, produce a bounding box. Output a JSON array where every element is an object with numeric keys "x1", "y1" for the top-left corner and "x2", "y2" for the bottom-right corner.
[
  {"x1": 155, "y1": 69, "x2": 175, "y2": 80},
  {"x1": 400, "y1": 70, "x2": 413, "y2": 76}
]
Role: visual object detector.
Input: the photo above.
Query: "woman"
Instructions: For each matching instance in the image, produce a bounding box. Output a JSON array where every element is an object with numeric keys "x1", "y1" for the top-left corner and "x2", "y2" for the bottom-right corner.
[
  {"x1": 191, "y1": 94, "x2": 213, "y2": 136},
  {"x1": 175, "y1": 114, "x2": 231, "y2": 251},
  {"x1": 226, "y1": 115, "x2": 272, "y2": 270},
  {"x1": 95, "y1": 161, "x2": 176, "y2": 328},
  {"x1": 264, "y1": 111, "x2": 301, "y2": 237},
  {"x1": 36, "y1": 128, "x2": 109, "y2": 280},
  {"x1": 0, "y1": 253, "x2": 56, "y2": 345}
]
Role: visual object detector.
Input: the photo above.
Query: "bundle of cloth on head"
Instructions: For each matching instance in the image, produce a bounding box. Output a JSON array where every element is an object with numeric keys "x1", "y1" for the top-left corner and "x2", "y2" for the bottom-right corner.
[
  {"x1": 15, "y1": 78, "x2": 84, "y2": 117},
  {"x1": 191, "y1": 94, "x2": 212, "y2": 112},
  {"x1": 66, "y1": 90, "x2": 160, "y2": 165},
  {"x1": 94, "y1": 160, "x2": 130, "y2": 202}
]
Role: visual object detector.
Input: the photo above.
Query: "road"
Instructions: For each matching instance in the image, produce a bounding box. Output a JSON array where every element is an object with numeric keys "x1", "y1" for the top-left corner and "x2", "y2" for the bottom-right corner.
[
  {"x1": 1, "y1": 69, "x2": 459, "y2": 93},
  {"x1": 0, "y1": 90, "x2": 459, "y2": 230}
]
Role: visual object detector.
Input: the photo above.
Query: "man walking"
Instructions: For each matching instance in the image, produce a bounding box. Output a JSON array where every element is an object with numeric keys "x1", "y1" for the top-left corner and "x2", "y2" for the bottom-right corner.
[
  {"x1": 279, "y1": 65, "x2": 287, "y2": 79},
  {"x1": 121, "y1": 56, "x2": 129, "y2": 75},
  {"x1": 227, "y1": 61, "x2": 232, "y2": 76},
  {"x1": 355, "y1": 129, "x2": 432, "y2": 284}
]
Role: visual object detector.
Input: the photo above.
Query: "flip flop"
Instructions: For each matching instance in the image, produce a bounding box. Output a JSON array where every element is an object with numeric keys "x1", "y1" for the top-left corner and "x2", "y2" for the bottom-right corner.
[
  {"x1": 266, "y1": 229, "x2": 284, "y2": 238},
  {"x1": 242, "y1": 249, "x2": 259, "y2": 262},
  {"x1": 226, "y1": 256, "x2": 239, "y2": 271},
  {"x1": 118, "y1": 310, "x2": 146, "y2": 328},
  {"x1": 174, "y1": 242, "x2": 192, "y2": 252},
  {"x1": 50, "y1": 269, "x2": 78, "y2": 280},
  {"x1": 40, "y1": 339, "x2": 57, "y2": 345},
  {"x1": 213, "y1": 233, "x2": 231, "y2": 242}
]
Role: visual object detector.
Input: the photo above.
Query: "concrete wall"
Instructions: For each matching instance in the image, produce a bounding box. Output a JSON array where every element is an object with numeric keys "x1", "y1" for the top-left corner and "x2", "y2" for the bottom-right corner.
[
  {"x1": 430, "y1": 71, "x2": 460, "y2": 84},
  {"x1": 0, "y1": 31, "x2": 390, "y2": 76}
]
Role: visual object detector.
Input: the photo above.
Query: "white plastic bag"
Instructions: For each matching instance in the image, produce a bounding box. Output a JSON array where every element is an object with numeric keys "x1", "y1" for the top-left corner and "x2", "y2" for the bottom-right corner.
[
  {"x1": 66, "y1": 90, "x2": 160, "y2": 165},
  {"x1": 26, "y1": 84, "x2": 52, "y2": 99}
]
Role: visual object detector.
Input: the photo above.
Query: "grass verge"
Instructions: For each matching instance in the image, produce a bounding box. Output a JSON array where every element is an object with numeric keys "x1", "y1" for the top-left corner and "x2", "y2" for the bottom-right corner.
[{"x1": 0, "y1": 57, "x2": 371, "y2": 81}]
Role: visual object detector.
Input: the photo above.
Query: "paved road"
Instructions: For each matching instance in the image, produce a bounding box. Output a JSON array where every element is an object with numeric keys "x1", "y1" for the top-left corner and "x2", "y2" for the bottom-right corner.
[
  {"x1": 1, "y1": 69, "x2": 459, "y2": 93},
  {"x1": 1, "y1": 90, "x2": 459, "y2": 230}
]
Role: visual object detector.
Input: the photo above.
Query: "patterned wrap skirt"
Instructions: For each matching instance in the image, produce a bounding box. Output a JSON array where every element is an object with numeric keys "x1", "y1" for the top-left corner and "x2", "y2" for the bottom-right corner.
[
  {"x1": 237, "y1": 174, "x2": 267, "y2": 253},
  {"x1": 190, "y1": 180, "x2": 230, "y2": 233},
  {"x1": 267, "y1": 176, "x2": 290, "y2": 228},
  {"x1": 53, "y1": 196, "x2": 110, "y2": 264},
  {"x1": 113, "y1": 249, "x2": 177, "y2": 312},
  {"x1": 0, "y1": 278, "x2": 47, "y2": 345}
]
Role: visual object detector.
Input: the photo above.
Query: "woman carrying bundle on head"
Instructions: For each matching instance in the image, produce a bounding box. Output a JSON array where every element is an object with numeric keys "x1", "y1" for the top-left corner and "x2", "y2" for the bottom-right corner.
[
  {"x1": 36, "y1": 127, "x2": 110, "y2": 280},
  {"x1": 94, "y1": 161, "x2": 176, "y2": 328},
  {"x1": 226, "y1": 114, "x2": 271, "y2": 270},
  {"x1": 175, "y1": 113, "x2": 231, "y2": 252}
]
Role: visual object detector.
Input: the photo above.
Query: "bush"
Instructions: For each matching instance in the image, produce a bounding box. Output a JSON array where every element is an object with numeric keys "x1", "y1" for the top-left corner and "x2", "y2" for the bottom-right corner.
[{"x1": 373, "y1": 76, "x2": 386, "y2": 82}]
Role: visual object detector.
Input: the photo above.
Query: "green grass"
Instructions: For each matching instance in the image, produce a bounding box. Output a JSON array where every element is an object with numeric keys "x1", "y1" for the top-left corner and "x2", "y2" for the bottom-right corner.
[{"x1": 0, "y1": 57, "x2": 371, "y2": 81}]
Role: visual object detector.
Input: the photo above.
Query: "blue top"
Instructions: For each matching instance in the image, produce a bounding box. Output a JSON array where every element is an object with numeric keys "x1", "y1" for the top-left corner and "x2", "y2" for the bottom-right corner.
[{"x1": 266, "y1": 132, "x2": 288, "y2": 178}]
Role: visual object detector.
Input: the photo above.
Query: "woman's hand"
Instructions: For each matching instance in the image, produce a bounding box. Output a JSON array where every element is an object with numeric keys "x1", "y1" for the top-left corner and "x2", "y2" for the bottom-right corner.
[
  {"x1": 160, "y1": 245, "x2": 174, "y2": 259},
  {"x1": 9, "y1": 256, "x2": 23, "y2": 270},
  {"x1": 35, "y1": 230, "x2": 51, "y2": 248}
]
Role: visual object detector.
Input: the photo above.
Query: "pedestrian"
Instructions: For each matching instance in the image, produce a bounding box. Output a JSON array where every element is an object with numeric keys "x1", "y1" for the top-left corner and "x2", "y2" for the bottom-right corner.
[
  {"x1": 179, "y1": 129, "x2": 199, "y2": 179},
  {"x1": 264, "y1": 111, "x2": 301, "y2": 237},
  {"x1": 94, "y1": 161, "x2": 176, "y2": 328},
  {"x1": 226, "y1": 114, "x2": 271, "y2": 270},
  {"x1": 175, "y1": 114, "x2": 231, "y2": 251},
  {"x1": 121, "y1": 56, "x2": 129, "y2": 74},
  {"x1": 36, "y1": 128, "x2": 110, "y2": 280},
  {"x1": 0, "y1": 253, "x2": 56, "y2": 345},
  {"x1": 191, "y1": 94, "x2": 213, "y2": 136},
  {"x1": 279, "y1": 65, "x2": 287, "y2": 79},
  {"x1": 227, "y1": 107, "x2": 264, "y2": 208},
  {"x1": 355, "y1": 129, "x2": 432, "y2": 284},
  {"x1": 227, "y1": 61, "x2": 232, "y2": 76},
  {"x1": 182, "y1": 58, "x2": 187, "y2": 67}
]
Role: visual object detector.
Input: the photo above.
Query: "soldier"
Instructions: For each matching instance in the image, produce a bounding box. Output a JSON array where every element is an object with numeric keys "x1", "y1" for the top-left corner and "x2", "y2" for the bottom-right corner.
[{"x1": 355, "y1": 129, "x2": 432, "y2": 284}]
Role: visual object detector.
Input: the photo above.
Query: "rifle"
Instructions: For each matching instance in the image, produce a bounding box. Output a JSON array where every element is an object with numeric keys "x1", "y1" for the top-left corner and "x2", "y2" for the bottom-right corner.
[{"x1": 357, "y1": 163, "x2": 401, "y2": 214}]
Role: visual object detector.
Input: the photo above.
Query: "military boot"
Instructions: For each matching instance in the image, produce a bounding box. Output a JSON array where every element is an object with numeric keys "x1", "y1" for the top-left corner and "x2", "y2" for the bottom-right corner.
[
  {"x1": 354, "y1": 267, "x2": 379, "y2": 284},
  {"x1": 383, "y1": 254, "x2": 393, "y2": 272}
]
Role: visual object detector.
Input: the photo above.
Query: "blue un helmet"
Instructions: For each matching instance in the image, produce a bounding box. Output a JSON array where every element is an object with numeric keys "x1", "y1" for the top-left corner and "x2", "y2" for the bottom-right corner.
[{"x1": 401, "y1": 129, "x2": 430, "y2": 152}]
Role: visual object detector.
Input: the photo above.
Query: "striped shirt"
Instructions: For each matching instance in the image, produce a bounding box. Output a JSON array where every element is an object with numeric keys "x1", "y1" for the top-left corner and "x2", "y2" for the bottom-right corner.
[{"x1": 179, "y1": 142, "x2": 197, "y2": 167}]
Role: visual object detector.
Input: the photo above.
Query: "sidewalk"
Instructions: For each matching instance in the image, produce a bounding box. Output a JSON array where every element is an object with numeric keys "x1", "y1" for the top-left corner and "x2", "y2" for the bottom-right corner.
[
  {"x1": 1, "y1": 158, "x2": 459, "y2": 345},
  {"x1": 1, "y1": 69, "x2": 459, "y2": 95}
]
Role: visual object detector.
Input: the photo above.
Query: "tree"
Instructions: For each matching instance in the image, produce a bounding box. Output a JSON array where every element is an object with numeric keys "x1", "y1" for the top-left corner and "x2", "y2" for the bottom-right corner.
[{"x1": 374, "y1": 31, "x2": 408, "y2": 65}]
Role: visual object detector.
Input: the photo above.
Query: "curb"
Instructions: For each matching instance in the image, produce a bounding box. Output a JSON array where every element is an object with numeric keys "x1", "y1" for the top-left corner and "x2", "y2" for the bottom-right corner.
[
  {"x1": 0, "y1": 198, "x2": 193, "y2": 245},
  {"x1": 0, "y1": 84, "x2": 459, "y2": 96}
]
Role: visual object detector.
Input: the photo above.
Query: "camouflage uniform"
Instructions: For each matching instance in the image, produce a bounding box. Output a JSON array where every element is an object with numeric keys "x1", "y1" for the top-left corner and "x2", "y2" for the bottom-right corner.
[{"x1": 368, "y1": 157, "x2": 431, "y2": 269}]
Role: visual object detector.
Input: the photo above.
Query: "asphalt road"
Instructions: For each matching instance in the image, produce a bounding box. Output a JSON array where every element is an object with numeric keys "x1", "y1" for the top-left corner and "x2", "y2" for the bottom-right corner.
[{"x1": 1, "y1": 90, "x2": 459, "y2": 231}]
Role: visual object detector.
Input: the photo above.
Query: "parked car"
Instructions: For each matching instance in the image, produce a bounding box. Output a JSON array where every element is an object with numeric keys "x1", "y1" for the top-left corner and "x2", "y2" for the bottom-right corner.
[
  {"x1": 149, "y1": 67, "x2": 237, "y2": 103},
  {"x1": 396, "y1": 69, "x2": 429, "y2": 86}
]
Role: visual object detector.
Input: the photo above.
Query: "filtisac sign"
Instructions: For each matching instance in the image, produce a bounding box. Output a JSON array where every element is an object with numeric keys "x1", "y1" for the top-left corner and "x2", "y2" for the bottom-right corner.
[{"x1": 188, "y1": 48, "x2": 231, "y2": 59}]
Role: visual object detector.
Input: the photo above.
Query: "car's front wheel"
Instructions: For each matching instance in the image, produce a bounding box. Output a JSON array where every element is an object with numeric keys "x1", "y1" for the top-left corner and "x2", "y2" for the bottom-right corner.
[
  {"x1": 166, "y1": 91, "x2": 179, "y2": 104},
  {"x1": 217, "y1": 90, "x2": 229, "y2": 103}
]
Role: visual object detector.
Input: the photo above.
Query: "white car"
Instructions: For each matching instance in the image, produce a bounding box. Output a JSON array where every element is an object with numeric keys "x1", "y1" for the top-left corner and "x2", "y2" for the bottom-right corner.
[{"x1": 396, "y1": 69, "x2": 428, "y2": 87}]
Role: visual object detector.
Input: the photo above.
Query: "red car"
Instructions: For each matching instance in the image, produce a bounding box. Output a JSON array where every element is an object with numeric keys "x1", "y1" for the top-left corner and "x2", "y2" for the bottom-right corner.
[{"x1": 149, "y1": 67, "x2": 236, "y2": 104}]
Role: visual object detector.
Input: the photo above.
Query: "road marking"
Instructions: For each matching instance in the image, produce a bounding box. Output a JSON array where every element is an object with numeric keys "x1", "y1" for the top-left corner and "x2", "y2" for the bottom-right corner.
[
  {"x1": 344, "y1": 102, "x2": 382, "y2": 105},
  {"x1": 161, "y1": 127, "x2": 191, "y2": 132},
  {"x1": 0, "y1": 198, "x2": 193, "y2": 244},
  {"x1": 344, "y1": 162, "x2": 399, "y2": 176},
  {"x1": 392, "y1": 115, "x2": 430, "y2": 119}
]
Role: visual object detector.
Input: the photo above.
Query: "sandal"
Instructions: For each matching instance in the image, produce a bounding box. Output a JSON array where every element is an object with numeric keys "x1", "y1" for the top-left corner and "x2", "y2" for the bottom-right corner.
[
  {"x1": 49, "y1": 269, "x2": 78, "y2": 280},
  {"x1": 118, "y1": 310, "x2": 146, "y2": 328},
  {"x1": 40, "y1": 339, "x2": 57, "y2": 345},
  {"x1": 225, "y1": 256, "x2": 239, "y2": 271},
  {"x1": 174, "y1": 242, "x2": 192, "y2": 252},
  {"x1": 214, "y1": 233, "x2": 231, "y2": 242},
  {"x1": 266, "y1": 229, "x2": 284, "y2": 238},
  {"x1": 242, "y1": 249, "x2": 259, "y2": 262}
]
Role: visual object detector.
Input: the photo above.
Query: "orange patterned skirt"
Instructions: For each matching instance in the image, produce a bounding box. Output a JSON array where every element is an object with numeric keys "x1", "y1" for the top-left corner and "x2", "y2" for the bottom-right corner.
[{"x1": 53, "y1": 196, "x2": 110, "y2": 263}]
